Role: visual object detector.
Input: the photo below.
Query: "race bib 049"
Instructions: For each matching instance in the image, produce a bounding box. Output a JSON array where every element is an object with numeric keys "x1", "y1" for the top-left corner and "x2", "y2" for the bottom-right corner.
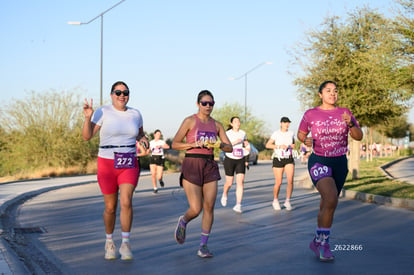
[{"x1": 310, "y1": 162, "x2": 332, "y2": 182}]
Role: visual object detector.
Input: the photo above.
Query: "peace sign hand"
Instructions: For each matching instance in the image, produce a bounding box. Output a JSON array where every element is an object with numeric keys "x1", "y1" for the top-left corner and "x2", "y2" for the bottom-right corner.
[{"x1": 83, "y1": 98, "x2": 94, "y2": 118}]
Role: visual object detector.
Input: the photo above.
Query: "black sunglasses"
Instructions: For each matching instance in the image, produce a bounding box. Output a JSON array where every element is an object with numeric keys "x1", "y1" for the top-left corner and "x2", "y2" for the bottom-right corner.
[
  {"x1": 112, "y1": 90, "x2": 130, "y2": 96},
  {"x1": 200, "y1": 101, "x2": 215, "y2": 107}
]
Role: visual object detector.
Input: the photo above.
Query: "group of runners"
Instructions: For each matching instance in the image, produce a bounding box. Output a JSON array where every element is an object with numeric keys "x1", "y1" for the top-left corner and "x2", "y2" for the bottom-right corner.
[{"x1": 82, "y1": 80, "x2": 363, "y2": 262}]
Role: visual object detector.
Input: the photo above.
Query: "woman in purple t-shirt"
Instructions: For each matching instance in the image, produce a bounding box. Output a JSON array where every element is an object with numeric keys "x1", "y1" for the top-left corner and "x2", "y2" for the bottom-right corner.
[{"x1": 297, "y1": 81, "x2": 363, "y2": 262}]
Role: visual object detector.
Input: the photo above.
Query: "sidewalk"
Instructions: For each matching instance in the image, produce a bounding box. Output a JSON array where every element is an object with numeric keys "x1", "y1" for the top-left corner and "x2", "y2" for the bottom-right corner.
[{"x1": 341, "y1": 156, "x2": 414, "y2": 210}]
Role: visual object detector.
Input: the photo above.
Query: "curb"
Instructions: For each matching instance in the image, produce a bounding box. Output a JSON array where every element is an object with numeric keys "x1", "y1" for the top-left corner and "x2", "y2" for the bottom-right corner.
[
  {"x1": 341, "y1": 189, "x2": 414, "y2": 210},
  {"x1": 295, "y1": 158, "x2": 414, "y2": 210}
]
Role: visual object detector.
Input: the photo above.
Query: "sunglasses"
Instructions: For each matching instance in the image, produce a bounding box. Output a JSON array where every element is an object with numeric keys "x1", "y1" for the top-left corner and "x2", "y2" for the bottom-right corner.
[
  {"x1": 112, "y1": 90, "x2": 130, "y2": 96},
  {"x1": 200, "y1": 101, "x2": 215, "y2": 107}
]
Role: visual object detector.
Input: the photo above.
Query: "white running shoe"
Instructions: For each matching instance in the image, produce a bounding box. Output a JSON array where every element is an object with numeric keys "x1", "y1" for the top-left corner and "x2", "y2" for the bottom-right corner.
[
  {"x1": 272, "y1": 200, "x2": 281, "y2": 210},
  {"x1": 284, "y1": 201, "x2": 292, "y2": 211},
  {"x1": 105, "y1": 240, "x2": 116, "y2": 260},
  {"x1": 221, "y1": 196, "x2": 227, "y2": 207},
  {"x1": 119, "y1": 242, "x2": 133, "y2": 260},
  {"x1": 233, "y1": 204, "x2": 242, "y2": 213}
]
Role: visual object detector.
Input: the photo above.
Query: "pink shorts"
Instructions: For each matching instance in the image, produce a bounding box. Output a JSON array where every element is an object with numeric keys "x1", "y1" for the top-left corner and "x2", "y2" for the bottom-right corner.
[{"x1": 97, "y1": 157, "x2": 140, "y2": 194}]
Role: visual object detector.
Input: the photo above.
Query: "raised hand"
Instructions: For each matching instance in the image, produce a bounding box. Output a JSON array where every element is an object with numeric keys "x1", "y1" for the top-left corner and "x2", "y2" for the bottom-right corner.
[{"x1": 83, "y1": 98, "x2": 94, "y2": 118}]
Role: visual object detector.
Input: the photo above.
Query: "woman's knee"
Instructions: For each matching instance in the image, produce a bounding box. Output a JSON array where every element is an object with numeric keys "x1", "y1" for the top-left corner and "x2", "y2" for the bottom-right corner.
[
  {"x1": 119, "y1": 197, "x2": 132, "y2": 210},
  {"x1": 188, "y1": 205, "x2": 202, "y2": 217},
  {"x1": 104, "y1": 205, "x2": 117, "y2": 215},
  {"x1": 323, "y1": 196, "x2": 338, "y2": 209}
]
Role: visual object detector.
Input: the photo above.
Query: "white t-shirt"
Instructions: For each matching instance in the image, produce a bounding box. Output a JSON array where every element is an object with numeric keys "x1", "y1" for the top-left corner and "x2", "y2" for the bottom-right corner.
[
  {"x1": 225, "y1": 129, "x2": 247, "y2": 160},
  {"x1": 270, "y1": 130, "x2": 295, "y2": 159},
  {"x1": 150, "y1": 140, "x2": 166, "y2": 156},
  {"x1": 92, "y1": 104, "x2": 143, "y2": 159}
]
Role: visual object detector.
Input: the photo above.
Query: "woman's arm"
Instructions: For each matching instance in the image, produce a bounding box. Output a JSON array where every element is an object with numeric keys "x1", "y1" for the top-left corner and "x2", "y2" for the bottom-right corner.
[
  {"x1": 265, "y1": 138, "x2": 276, "y2": 150},
  {"x1": 137, "y1": 127, "x2": 149, "y2": 149},
  {"x1": 82, "y1": 99, "x2": 100, "y2": 141},
  {"x1": 216, "y1": 121, "x2": 233, "y2": 153},
  {"x1": 162, "y1": 141, "x2": 170, "y2": 149},
  {"x1": 297, "y1": 130, "x2": 313, "y2": 147},
  {"x1": 342, "y1": 112, "x2": 363, "y2": 141},
  {"x1": 172, "y1": 116, "x2": 198, "y2": 151}
]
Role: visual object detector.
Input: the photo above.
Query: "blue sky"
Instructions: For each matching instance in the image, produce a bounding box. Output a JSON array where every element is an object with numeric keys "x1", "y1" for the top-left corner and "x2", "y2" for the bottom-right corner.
[{"x1": 1, "y1": 0, "x2": 407, "y2": 139}]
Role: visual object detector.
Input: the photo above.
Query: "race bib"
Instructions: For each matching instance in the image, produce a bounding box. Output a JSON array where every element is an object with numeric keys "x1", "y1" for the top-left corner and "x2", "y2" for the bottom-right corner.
[
  {"x1": 114, "y1": 152, "x2": 136, "y2": 169},
  {"x1": 196, "y1": 131, "x2": 217, "y2": 146},
  {"x1": 310, "y1": 163, "x2": 332, "y2": 182},
  {"x1": 152, "y1": 147, "x2": 162, "y2": 154},
  {"x1": 282, "y1": 149, "x2": 292, "y2": 158},
  {"x1": 233, "y1": 148, "x2": 244, "y2": 158}
]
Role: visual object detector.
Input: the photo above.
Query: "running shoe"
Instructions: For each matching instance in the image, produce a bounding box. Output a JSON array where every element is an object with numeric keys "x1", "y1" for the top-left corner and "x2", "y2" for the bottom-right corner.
[
  {"x1": 309, "y1": 237, "x2": 320, "y2": 258},
  {"x1": 272, "y1": 200, "x2": 281, "y2": 210},
  {"x1": 319, "y1": 242, "x2": 335, "y2": 262},
  {"x1": 233, "y1": 204, "x2": 242, "y2": 213},
  {"x1": 159, "y1": 180, "x2": 165, "y2": 188},
  {"x1": 220, "y1": 196, "x2": 227, "y2": 207},
  {"x1": 104, "y1": 239, "x2": 116, "y2": 260},
  {"x1": 197, "y1": 245, "x2": 213, "y2": 258},
  {"x1": 283, "y1": 201, "x2": 292, "y2": 211},
  {"x1": 119, "y1": 242, "x2": 133, "y2": 260},
  {"x1": 174, "y1": 216, "x2": 186, "y2": 244},
  {"x1": 153, "y1": 189, "x2": 158, "y2": 194}
]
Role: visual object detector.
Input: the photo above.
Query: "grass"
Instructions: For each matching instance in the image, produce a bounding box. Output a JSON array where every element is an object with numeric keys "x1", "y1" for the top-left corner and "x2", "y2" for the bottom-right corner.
[
  {"x1": 0, "y1": 162, "x2": 98, "y2": 183},
  {"x1": 344, "y1": 156, "x2": 414, "y2": 200}
]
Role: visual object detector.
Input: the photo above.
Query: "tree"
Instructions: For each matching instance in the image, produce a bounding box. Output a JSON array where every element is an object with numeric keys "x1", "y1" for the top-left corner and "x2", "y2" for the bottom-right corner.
[
  {"x1": 290, "y1": 7, "x2": 413, "y2": 178},
  {"x1": 376, "y1": 115, "x2": 410, "y2": 139},
  {"x1": 212, "y1": 102, "x2": 268, "y2": 150},
  {"x1": 394, "y1": 0, "x2": 414, "y2": 96},
  {"x1": 0, "y1": 90, "x2": 98, "y2": 176},
  {"x1": 292, "y1": 9, "x2": 410, "y2": 126}
]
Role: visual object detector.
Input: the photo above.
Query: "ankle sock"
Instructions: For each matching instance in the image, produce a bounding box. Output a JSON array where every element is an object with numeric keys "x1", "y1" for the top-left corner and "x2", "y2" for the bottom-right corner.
[
  {"x1": 122, "y1": 232, "x2": 130, "y2": 243},
  {"x1": 200, "y1": 229, "x2": 210, "y2": 246},
  {"x1": 316, "y1": 227, "x2": 330, "y2": 244}
]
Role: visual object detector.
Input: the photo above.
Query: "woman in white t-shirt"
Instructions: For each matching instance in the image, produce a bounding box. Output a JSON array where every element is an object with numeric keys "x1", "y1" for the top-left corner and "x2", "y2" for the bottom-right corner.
[
  {"x1": 265, "y1": 116, "x2": 295, "y2": 211},
  {"x1": 149, "y1": 129, "x2": 170, "y2": 193},
  {"x1": 82, "y1": 81, "x2": 148, "y2": 261},
  {"x1": 220, "y1": 116, "x2": 250, "y2": 213}
]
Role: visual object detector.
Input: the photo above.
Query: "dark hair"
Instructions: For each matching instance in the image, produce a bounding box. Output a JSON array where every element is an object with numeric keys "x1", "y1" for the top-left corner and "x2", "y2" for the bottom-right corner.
[
  {"x1": 154, "y1": 129, "x2": 161, "y2": 134},
  {"x1": 318, "y1": 80, "x2": 337, "y2": 94},
  {"x1": 111, "y1": 81, "x2": 129, "y2": 93},
  {"x1": 197, "y1": 90, "x2": 214, "y2": 103},
  {"x1": 227, "y1": 116, "x2": 240, "y2": 130}
]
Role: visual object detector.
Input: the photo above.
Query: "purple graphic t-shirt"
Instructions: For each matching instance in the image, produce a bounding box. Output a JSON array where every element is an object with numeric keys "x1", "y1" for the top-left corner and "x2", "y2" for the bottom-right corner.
[{"x1": 298, "y1": 106, "x2": 359, "y2": 157}]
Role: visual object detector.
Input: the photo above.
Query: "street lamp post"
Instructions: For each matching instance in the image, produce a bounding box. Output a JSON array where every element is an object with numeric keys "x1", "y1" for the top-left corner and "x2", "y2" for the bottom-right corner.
[
  {"x1": 230, "y1": 61, "x2": 272, "y2": 122},
  {"x1": 68, "y1": 0, "x2": 126, "y2": 106}
]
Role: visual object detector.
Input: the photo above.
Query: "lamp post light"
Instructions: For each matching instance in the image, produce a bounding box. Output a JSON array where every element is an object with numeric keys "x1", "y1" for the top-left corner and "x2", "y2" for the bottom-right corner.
[
  {"x1": 229, "y1": 61, "x2": 272, "y2": 123},
  {"x1": 68, "y1": 0, "x2": 126, "y2": 106}
]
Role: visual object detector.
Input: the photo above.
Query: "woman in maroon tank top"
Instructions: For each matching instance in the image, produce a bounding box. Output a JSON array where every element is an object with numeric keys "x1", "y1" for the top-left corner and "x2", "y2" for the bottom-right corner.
[{"x1": 172, "y1": 90, "x2": 232, "y2": 258}]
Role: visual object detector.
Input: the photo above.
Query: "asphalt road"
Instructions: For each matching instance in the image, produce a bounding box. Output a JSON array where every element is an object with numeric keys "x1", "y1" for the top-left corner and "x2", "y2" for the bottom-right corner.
[{"x1": 2, "y1": 160, "x2": 414, "y2": 274}]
